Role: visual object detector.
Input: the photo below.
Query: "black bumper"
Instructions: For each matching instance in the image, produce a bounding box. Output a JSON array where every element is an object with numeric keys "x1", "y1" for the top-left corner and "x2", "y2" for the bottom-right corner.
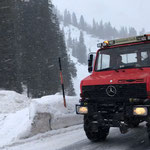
[{"x1": 76, "y1": 104, "x2": 150, "y2": 127}]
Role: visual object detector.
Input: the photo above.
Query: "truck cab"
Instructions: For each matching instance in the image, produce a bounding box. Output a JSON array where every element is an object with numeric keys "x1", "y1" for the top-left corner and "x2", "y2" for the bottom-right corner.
[{"x1": 76, "y1": 34, "x2": 150, "y2": 142}]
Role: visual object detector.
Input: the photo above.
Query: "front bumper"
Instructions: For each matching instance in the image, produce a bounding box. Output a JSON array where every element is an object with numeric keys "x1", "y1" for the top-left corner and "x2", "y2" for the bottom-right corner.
[{"x1": 76, "y1": 104, "x2": 150, "y2": 127}]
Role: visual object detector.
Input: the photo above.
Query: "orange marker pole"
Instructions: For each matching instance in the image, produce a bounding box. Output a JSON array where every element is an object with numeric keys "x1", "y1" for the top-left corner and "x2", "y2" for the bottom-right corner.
[{"x1": 58, "y1": 57, "x2": 67, "y2": 108}]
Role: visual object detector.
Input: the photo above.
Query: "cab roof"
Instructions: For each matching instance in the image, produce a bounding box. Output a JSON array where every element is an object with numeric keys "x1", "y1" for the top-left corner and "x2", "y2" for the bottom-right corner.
[{"x1": 97, "y1": 34, "x2": 150, "y2": 49}]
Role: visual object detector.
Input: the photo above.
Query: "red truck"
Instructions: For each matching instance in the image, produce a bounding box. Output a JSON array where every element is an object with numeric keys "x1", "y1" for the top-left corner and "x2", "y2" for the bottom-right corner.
[{"x1": 76, "y1": 34, "x2": 150, "y2": 141}]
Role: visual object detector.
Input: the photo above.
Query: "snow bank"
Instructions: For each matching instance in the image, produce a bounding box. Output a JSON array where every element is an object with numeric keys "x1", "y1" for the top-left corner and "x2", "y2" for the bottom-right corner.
[
  {"x1": 0, "y1": 90, "x2": 30, "y2": 113},
  {"x1": 0, "y1": 94, "x2": 83, "y2": 147},
  {"x1": 0, "y1": 108, "x2": 31, "y2": 147},
  {"x1": 29, "y1": 95, "x2": 83, "y2": 135}
]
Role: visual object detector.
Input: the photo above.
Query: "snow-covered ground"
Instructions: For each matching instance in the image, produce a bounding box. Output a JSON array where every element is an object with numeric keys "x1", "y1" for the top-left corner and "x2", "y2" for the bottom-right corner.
[
  {"x1": 0, "y1": 90, "x2": 29, "y2": 113},
  {"x1": 0, "y1": 94, "x2": 83, "y2": 148},
  {"x1": 2, "y1": 123, "x2": 150, "y2": 150},
  {"x1": 2, "y1": 125, "x2": 84, "y2": 150}
]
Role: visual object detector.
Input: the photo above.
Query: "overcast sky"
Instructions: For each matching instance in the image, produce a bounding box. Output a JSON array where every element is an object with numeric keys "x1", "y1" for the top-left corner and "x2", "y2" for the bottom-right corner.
[{"x1": 52, "y1": 0, "x2": 150, "y2": 33}]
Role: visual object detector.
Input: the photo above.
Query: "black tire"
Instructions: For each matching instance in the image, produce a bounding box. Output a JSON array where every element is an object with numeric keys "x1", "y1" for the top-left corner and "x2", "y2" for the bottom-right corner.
[
  {"x1": 84, "y1": 115, "x2": 109, "y2": 142},
  {"x1": 125, "y1": 118, "x2": 140, "y2": 128},
  {"x1": 146, "y1": 123, "x2": 150, "y2": 139}
]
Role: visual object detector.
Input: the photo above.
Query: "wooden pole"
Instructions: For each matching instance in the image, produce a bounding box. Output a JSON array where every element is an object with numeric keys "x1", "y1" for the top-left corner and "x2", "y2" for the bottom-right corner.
[{"x1": 58, "y1": 57, "x2": 67, "y2": 108}]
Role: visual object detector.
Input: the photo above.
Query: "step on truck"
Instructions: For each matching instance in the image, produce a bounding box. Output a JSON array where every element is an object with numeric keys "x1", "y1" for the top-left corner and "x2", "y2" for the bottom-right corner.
[{"x1": 76, "y1": 34, "x2": 150, "y2": 141}]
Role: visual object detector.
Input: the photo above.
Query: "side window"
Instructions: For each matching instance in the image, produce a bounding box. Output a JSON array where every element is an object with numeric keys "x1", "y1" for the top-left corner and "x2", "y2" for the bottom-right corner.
[
  {"x1": 96, "y1": 54, "x2": 110, "y2": 70},
  {"x1": 141, "y1": 51, "x2": 148, "y2": 61},
  {"x1": 96, "y1": 54, "x2": 101, "y2": 70},
  {"x1": 141, "y1": 51, "x2": 150, "y2": 66},
  {"x1": 102, "y1": 54, "x2": 110, "y2": 69}
]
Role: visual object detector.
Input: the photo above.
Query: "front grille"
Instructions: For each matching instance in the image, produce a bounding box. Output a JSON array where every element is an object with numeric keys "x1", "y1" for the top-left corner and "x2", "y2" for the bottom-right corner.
[
  {"x1": 89, "y1": 103, "x2": 124, "y2": 127},
  {"x1": 82, "y1": 83, "x2": 147, "y2": 99},
  {"x1": 97, "y1": 103, "x2": 119, "y2": 113}
]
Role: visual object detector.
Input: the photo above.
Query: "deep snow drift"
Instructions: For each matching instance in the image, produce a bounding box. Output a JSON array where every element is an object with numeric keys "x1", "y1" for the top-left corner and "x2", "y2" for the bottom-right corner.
[
  {"x1": 0, "y1": 94, "x2": 83, "y2": 147},
  {"x1": 0, "y1": 90, "x2": 30, "y2": 113}
]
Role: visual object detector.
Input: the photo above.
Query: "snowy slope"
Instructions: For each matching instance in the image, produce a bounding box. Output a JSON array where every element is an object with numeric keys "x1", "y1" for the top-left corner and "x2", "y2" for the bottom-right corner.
[
  {"x1": 0, "y1": 94, "x2": 82, "y2": 147},
  {"x1": 53, "y1": 0, "x2": 150, "y2": 32},
  {"x1": 60, "y1": 23, "x2": 102, "y2": 53},
  {"x1": 60, "y1": 22, "x2": 104, "y2": 95}
]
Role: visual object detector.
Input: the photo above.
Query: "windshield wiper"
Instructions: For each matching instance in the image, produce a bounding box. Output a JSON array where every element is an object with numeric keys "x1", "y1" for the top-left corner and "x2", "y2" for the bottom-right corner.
[
  {"x1": 119, "y1": 65, "x2": 135, "y2": 69},
  {"x1": 119, "y1": 65, "x2": 143, "y2": 70},
  {"x1": 100, "y1": 68, "x2": 113, "y2": 71},
  {"x1": 100, "y1": 67, "x2": 119, "y2": 72}
]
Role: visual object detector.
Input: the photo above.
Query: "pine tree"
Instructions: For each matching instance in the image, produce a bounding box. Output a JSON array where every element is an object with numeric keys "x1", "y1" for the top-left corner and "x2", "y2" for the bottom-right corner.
[
  {"x1": 128, "y1": 27, "x2": 137, "y2": 37},
  {"x1": 0, "y1": 0, "x2": 76, "y2": 97},
  {"x1": 139, "y1": 28, "x2": 145, "y2": 35},
  {"x1": 119, "y1": 27, "x2": 128, "y2": 38},
  {"x1": 76, "y1": 31, "x2": 87, "y2": 64},
  {"x1": 72, "y1": 12, "x2": 78, "y2": 27},
  {"x1": 64, "y1": 9, "x2": 71, "y2": 26},
  {"x1": 79, "y1": 15, "x2": 85, "y2": 30},
  {"x1": 98, "y1": 20, "x2": 104, "y2": 39},
  {"x1": 67, "y1": 30, "x2": 73, "y2": 48},
  {"x1": 112, "y1": 27, "x2": 118, "y2": 38},
  {"x1": 0, "y1": 0, "x2": 22, "y2": 93},
  {"x1": 92, "y1": 19, "x2": 97, "y2": 35},
  {"x1": 72, "y1": 39, "x2": 78, "y2": 58},
  {"x1": 53, "y1": 6, "x2": 63, "y2": 21}
]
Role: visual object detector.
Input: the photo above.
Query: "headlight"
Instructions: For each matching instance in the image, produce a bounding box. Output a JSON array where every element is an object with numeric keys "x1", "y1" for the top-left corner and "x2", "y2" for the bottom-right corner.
[
  {"x1": 76, "y1": 106, "x2": 88, "y2": 114},
  {"x1": 133, "y1": 107, "x2": 148, "y2": 116}
]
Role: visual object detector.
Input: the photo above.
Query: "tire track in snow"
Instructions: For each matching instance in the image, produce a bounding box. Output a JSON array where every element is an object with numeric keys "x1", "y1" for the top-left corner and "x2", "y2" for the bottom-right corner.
[{"x1": 59, "y1": 124, "x2": 150, "y2": 150}]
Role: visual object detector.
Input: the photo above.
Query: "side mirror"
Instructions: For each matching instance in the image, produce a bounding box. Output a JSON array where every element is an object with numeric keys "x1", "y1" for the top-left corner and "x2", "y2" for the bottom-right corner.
[{"x1": 88, "y1": 53, "x2": 96, "y2": 73}]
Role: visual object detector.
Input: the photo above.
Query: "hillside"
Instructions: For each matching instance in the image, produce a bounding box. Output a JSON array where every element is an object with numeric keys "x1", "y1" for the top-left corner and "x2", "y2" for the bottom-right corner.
[
  {"x1": 60, "y1": 22, "x2": 103, "y2": 53},
  {"x1": 53, "y1": 0, "x2": 149, "y2": 32},
  {"x1": 59, "y1": 22, "x2": 104, "y2": 95}
]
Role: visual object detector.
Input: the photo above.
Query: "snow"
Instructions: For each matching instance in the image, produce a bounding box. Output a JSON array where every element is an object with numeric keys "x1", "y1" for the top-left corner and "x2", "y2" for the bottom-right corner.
[
  {"x1": 29, "y1": 95, "x2": 83, "y2": 130},
  {"x1": 0, "y1": 90, "x2": 30, "y2": 113},
  {"x1": 60, "y1": 23, "x2": 102, "y2": 53},
  {"x1": 72, "y1": 59, "x2": 89, "y2": 96},
  {"x1": 3, "y1": 124, "x2": 150, "y2": 150},
  {"x1": 2, "y1": 125, "x2": 85, "y2": 150},
  {"x1": 0, "y1": 108, "x2": 31, "y2": 147},
  {"x1": 0, "y1": 93, "x2": 83, "y2": 148}
]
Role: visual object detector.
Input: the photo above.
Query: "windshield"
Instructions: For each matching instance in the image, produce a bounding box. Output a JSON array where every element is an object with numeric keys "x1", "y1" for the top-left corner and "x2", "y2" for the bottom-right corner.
[{"x1": 95, "y1": 43, "x2": 150, "y2": 71}]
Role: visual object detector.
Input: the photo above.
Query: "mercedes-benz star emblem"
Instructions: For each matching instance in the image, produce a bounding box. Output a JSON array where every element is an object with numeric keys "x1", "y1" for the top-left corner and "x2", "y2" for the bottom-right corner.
[{"x1": 106, "y1": 86, "x2": 117, "y2": 97}]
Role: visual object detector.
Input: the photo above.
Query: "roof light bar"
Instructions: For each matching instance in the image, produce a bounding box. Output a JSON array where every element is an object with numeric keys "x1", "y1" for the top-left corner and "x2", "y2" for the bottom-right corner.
[{"x1": 97, "y1": 34, "x2": 150, "y2": 48}]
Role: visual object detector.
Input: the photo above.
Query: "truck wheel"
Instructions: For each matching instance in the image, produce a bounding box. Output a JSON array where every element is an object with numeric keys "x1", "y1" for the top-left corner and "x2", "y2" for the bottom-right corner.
[
  {"x1": 126, "y1": 118, "x2": 140, "y2": 128},
  {"x1": 146, "y1": 123, "x2": 150, "y2": 139},
  {"x1": 84, "y1": 115, "x2": 109, "y2": 142}
]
